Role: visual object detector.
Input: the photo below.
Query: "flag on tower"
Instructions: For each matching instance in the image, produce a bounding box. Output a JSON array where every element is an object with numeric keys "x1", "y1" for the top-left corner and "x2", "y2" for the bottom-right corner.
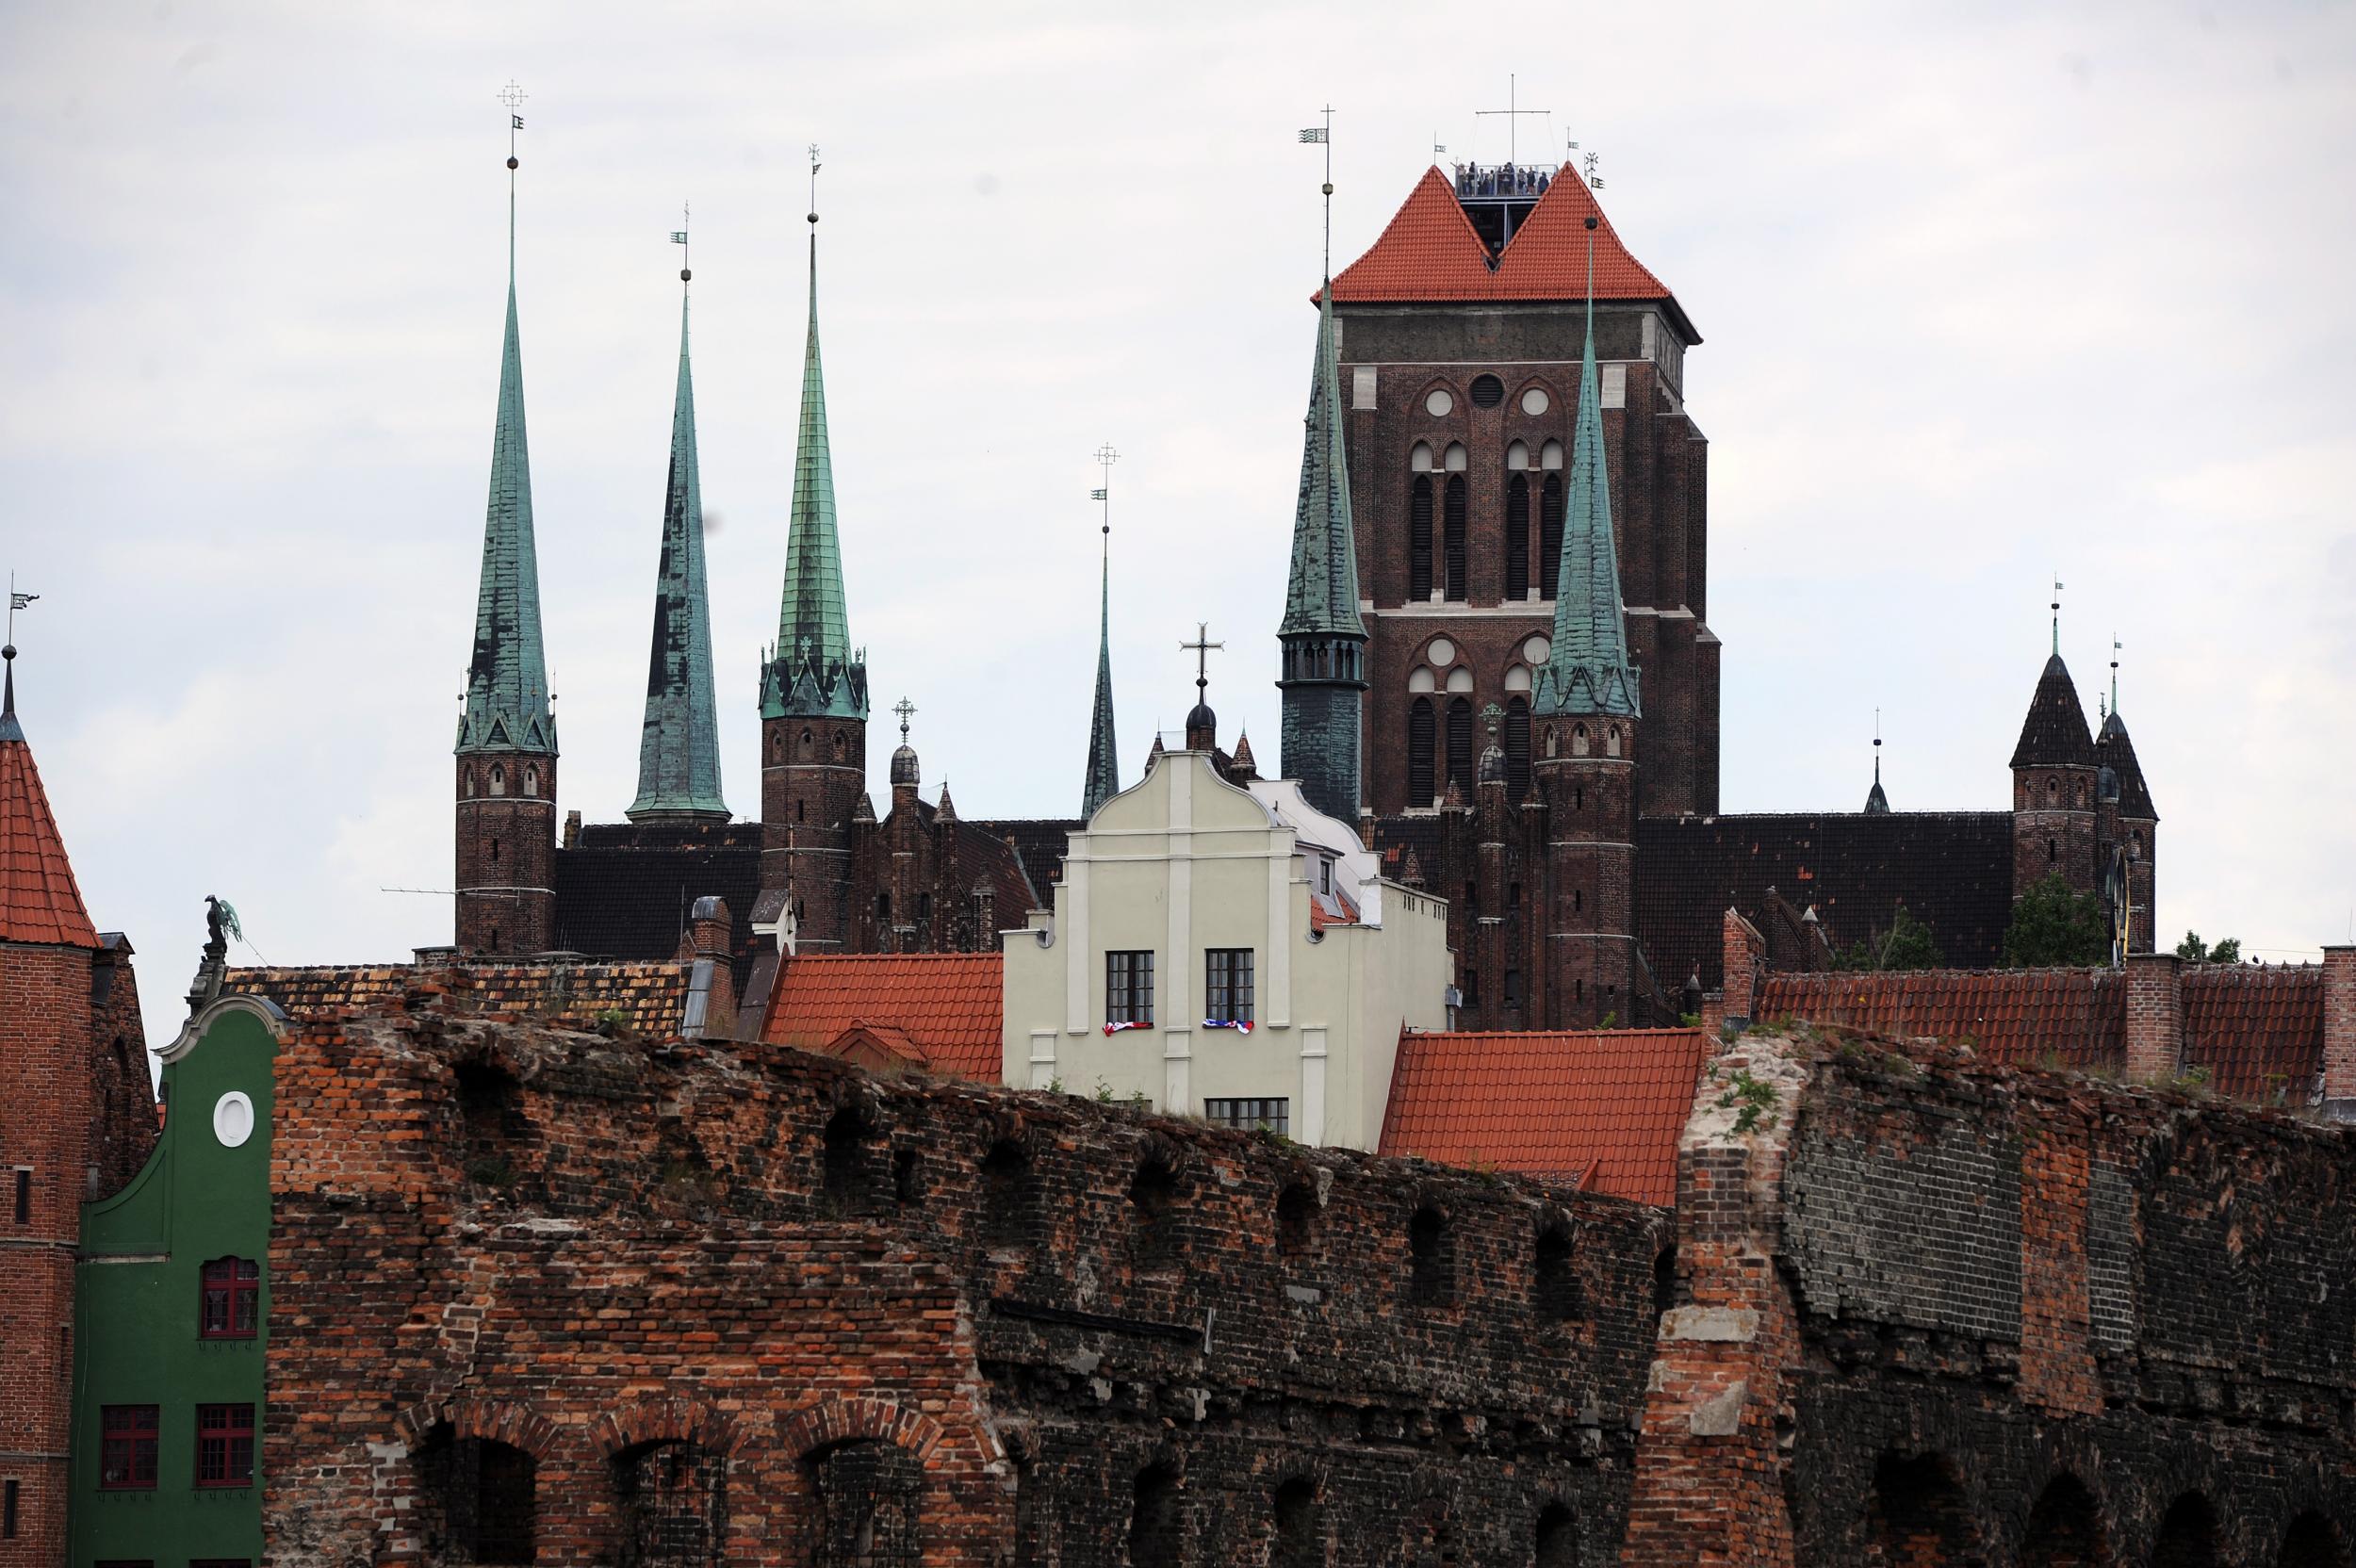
[
  {"x1": 1090, "y1": 488, "x2": 1107, "y2": 501},
  {"x1": 1298, "y1": 127, "x2": 1326, "y2": 143},
  {"x1": 8, "y1": 591, "x2": 33, "y2": 611},
  {"x1": 670, "y1": 231, "x2": 688, "y2": 244},
  {"x1": 512, "y1": 113, "x2": 524, "y2": 130}
]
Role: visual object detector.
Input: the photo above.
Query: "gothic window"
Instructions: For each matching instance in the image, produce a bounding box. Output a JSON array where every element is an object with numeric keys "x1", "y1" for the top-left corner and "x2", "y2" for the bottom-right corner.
[
  {"x1": 195, "y1": 1403, "x2": 255, "y2": 1488},
  {"x1": 1505, "y1": 473, "x2": 1531, "y2": 599},
  {"x1": 465, "y1": 769, "x2": 476, "y2": 797},
  {"x1": 2132, "y1": 829, "x2": 2144, "y2": 858},
  {"x1": 810, "y1": 1441, "x2": 922, "y2": 1567},
  {"x1": 614, "y1": 1439, "x2": 727, "y2": 1568},
  {"x1": 1608, "y1": 725, "x2": 1622, "y2": 758},
  {"x1": 1409, "y1": 1206, "x2": 1454, "y2": 1306},
  {"x1": 1574, "y1": 784, "x2": 1584, "y2": 812},
  {"x1": 1131, "y1": 1158, "x2": 1179, "y2": 1270},
  {"x1": 1408, "y1": 698, "x2": 1436, "y2": 805},
  {"x1": 800, "y1": 727, "x2": 814, "y2": 758},
  {"x1": 1443, "y1": 475, "x2": 1468, "y2": 601},
  {"x1": 1446, "y1": 698, "x2": 1473, "y2": 792},
  {"x1": 1540, "y1": 472, "x2": 1564, "y2": 596},
  {"x1": 523, "y1": 766, "x2": 538, "y2": 797},
  {"x1": 876, "y1": 892, "x2": 891, "y2": 924},
  {"x1": 1410, "y1": 439, "x2": 1434, "y2": 472},
  {"x1": 2147, "y1": 1494, "x2": 2220, "y2": 1568},
  {"x1": 199, "y1": 1256, "x2": 260, "y2": 1339},
  {"x1": 489, "y1": 764, "x2": 505, "y2": 796},
  {"x1": 832, "y1": 729, "x2": 846, "y2": 760},
  {"x1": 1573, "y1": 723, "x2": 1590, "y2": 758},
  {"x1": 916, "y1": 891, "x2": 933, "y2": 927},
  {"x1": 1505, "y1": 698, "x2": 1531, "y2": 801},
  {"x1": 1410, "y1": 476, "x2": 1434, "y2": 600}
]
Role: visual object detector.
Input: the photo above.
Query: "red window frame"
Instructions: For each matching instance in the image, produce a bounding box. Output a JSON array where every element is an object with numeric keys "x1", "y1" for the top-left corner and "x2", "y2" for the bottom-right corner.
[
  {"x1": 99, "y1": 1405, "x2": 158, "y2": 1490},
  {"x1": 195, "y1": 1403, "x2": 254, "y2": 1489},
  {"x1": 199, "y1": 1256, "x2": 261, "y2": 1339}
]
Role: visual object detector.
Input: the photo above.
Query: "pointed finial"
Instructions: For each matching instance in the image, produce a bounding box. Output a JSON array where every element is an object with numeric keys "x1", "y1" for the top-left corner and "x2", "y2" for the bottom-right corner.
[
  {"x1": 672, "y1": 201, "x2": 692, "y2": 283},
  {"x1": 808, "y1": 143, "x2": 822, "y2": 225},
  {"x1": 1092, "y1": 442, "x2": 1119, "y2": 538},
  {"x1": 2052, "y1": 575, "x2": 2065, "y2": 656},
  {"x1": 1181, "y1": 622, "x2": 1224, "y2": 701},
  {"x1": 1299, "y1": 109, "x2": 1334, "y2": 281},
  {"x1": 893, "y1": 694, "x2": 916, "y2": 743},
  {"x1": 498, "y1": 81, "x2": 526, "y2": 282},
  {"x1": 2110, "y1": 633, "x2": 2121, "y2": 712},
  {"x1": 1873, "y1": 707, "x2": 1882, "y2": 783}
]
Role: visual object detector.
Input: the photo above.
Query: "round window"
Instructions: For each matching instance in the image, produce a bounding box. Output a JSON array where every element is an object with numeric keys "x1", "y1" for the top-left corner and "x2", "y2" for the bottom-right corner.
[
  {"x1": 1469, "y1": 373, "x2": 1505, "y2": 408},
  {"x1": 1426, "y1": 637, "x2": 1456, "y2": 666},
  {"x1": 1424, "y1": 388, "x2": 1454, "y2": 417},
  {"x1": 1520, "y1": 387, "x2": 1550, "y2": 416},
  {"x1": 1524, "y1": 634, "x2": 1551, "y2": 664},
  {"x1": 214, "y1": 1090, "x2": 255, "y2": 1150}
]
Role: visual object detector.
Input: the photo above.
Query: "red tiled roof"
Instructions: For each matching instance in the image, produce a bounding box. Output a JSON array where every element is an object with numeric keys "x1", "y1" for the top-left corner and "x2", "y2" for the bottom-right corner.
[
  {"x1": 1379, "y1": 1027, "x2": 1710, "y2": 1206},
  {"x1": 1758, "y1": 969, "x2": 2124, "y2": 1072},
  {"x1": 0, "y1": 713, "x2": 100, "y2": 949},
  {"x1": 1322, "y1": 165, "x2": 1687, "y2": 324},
  {"x1": 2183, "y1": 964, "x2": 2325, "y2": 1104},
  {"x1": 762, "y1": 953, "x2": 1004, "y2": 1082}
]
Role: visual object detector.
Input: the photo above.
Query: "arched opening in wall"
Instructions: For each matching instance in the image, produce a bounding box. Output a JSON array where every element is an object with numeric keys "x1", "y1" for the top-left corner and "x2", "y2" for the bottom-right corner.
[
  {"x1": 1408, "y1": 698, "x2": 1436, "y2": 804},
  {"x1": 1572, "y1": 723, "x2": 1590, "y2": 758},
  {"x1": 892, "y1": 1148, "x2": 920, "y2": 1206},
  {"x1": 800, "y1": 727, "x2": 814, "y2": 758},
  {"x1": 1540, "y1": 469, "x2": 1564, "y2": 595},
  {"x1": 1272, "y1": 1477, "x2": 1321, "y2": 1568},
  {"x1": 1535, "y1": 1502, "x2": 1578, "y2": 1568},
  {"x1": 979, "y1": 1140, "x2": 1034, "y2": 1250},
  {"x1": 1410, "y1": 475, "x2": 1435, "y2": 601},
  {"x1": 1652, "y1": 1246, "x2": 1677, "y2": 1319},
  {"x1": 614, "y1": 1438, "x2": 727, "y2": 1568},
  {"x1": 1131, "y1": 1158, "x2": 1180, "y2": 1271},
  {"x1": 832, "y1": 729, "x2": 846, "y2": 761},
  {"x1": 821, "y1": 1106, "x2": 871, "y2": 1214},
  {"x1": 2279, "y1": 1511, "x2": 2348, "y2": 1568},
  {"x1": 1505, "y1": 697, "x2": 1531, "y2": 802},
  {"x1": 2048, "y1": 838, "x2": 2058, "y2": 863},
  {"x1": 1446, "y1": 698, "x2": 1473, "y2": 794},
  {"x1": 876, "y1": 892, "x2": 892, "y2": 926},
  {"x1": 1505, "y1": 472, "x2": 1531, "y2": 599},
  {"x1": 417, "y1": 1428, "x2": 538, "y2": 1566},
  {"x1": 915, "y1": 890, "x2": 933, "y2": 928},
  {"x1": 2131, "y1": 830, "x2": 2144, "y2": 859},
  {"x1": 1130, "y1": 1462, "x2": 1184, "y2": 1568},
  {"x1": 466, "y1": 768, "x2": 477, "y2": 797},
  {"x1": 489, "y1": 838, "x2": 500, "y2": 864},
  {"x1": 452, "y1": 1059, "x2": 525, "y2": 1186},
  {"x1": 810, "y1": 1439, "x2": 922, "y2": 1567},
  {"x1": 2150, "y1": 1494, "x2": 2222, "y2": 1568},
  {"x1": 1408, "y1": 1205, "x2": 1454, "y2": 1306},
  {"x1": 1533, "y1": 1226, "x2": 1578, "y2": 1322},
  {"x1": 1443, "y1": 474, "x2": 1469, "y2": 601},
  {"x1": 2019, "y1": 1473, "x2": 2109, "y2": 1567},
  {"x1": 489, "y1": 763, "x2": 505, "y2": 795},
  {"x1": 523, "y1": 766, "x2": 538, "y2": 797},
  {"x1": 1861, "y1": 1451, "x2": 1982, "y2": 1567},
  {"x1": 1608, "y1": 725, "x2": 1622, "y2": 759},
  {"x1": 1276, "y1": 1182, "x2": 1317, "y2": 1258}
]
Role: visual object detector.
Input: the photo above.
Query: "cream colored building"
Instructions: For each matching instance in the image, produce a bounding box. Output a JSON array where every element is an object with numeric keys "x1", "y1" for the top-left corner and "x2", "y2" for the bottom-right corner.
[{"x1": 1001, "y1": 749, "x2": 1451, "y2": 1150}]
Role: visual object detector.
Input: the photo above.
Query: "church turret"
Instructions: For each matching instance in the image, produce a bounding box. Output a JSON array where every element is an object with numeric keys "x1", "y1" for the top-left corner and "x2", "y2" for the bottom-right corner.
[
  {"x1": 627, "y1": 234, "x2": 728, "y2": 824},
  {"x1": 1277, "y1": 130, "x2": 1369, "y2": 823},
  {"x1": 454, "y1": 126, "x2": 558, "y2": 955},
  {"x1": 1081, "y1": 465, "x2": 1121, "y2": 817},
  {"x1": 2009, "y1": 592, "x2": 2100, "y2": 903},
  {"x1": 2096, "y1": 650, "x2": 2158, "y2": 953},
  {"x1": 1530, "y1": 217, "x2": 1643, "y2": 1028},
  {"x1": 1863, "y1": 722, "x2": 1890, "y2": 814},
  {"x1": 760, "y1": 159, "x2": 868, "y2": 948}
]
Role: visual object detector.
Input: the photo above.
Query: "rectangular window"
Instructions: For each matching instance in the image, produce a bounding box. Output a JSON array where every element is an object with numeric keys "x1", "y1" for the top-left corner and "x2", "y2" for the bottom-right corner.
[
  {"x1": 1204, "y1": 949, "x2": 1255, "y2": 1024},
  {"x1": 4, "y1": 1477, "x2": 18, "y2": 1538},
  {"x1": 1203, "y1": 1099, "x2": 1288, "y2": 1136},
  {"x1": 1105, "y1": 951, "x2": 1154, "y2": 1025},
  {"x1": 13, "y1": 1168, "x2": 28, "y2": 1225},
  {"x1": 195, "y1": 1403, "x2": 254, "y2": 1488},
  {"x1": 99, "y1": 1405, "x2": 158, "y2": 1490},
  {"x1": 200, "y1": 1257, "x2": 261, "y2": 1339}
]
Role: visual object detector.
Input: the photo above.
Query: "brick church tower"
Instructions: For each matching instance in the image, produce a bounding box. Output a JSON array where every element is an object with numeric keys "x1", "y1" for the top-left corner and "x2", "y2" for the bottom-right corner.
[
  {"x1": 759, "y1": 198, "x2": 869, "y2": 948},
  {"x1": 1321, "y1": 162, "x2": 1714, "y2": 819},
  {"x1": 1529, "y1": 224, "x2": 1644, "y2": 1028},
  {"x1": 453, "y1": 154, "x2": 558, "y2": 956},
  {"x1": 2009, "y1": 610, "x2": 2100, "y2": 901}
]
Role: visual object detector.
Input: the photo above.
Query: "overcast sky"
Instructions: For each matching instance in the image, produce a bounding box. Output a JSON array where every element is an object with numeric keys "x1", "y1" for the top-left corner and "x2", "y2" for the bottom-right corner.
[{"x1": 5, "y1": 2, "x2": 2351, "y2": 1043}]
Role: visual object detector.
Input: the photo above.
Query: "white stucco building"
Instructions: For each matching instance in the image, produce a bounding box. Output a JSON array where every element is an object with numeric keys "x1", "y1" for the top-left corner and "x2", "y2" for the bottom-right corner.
[{"x1": 1001, "y1": 748, "x2": 1451, "y2": 1150}]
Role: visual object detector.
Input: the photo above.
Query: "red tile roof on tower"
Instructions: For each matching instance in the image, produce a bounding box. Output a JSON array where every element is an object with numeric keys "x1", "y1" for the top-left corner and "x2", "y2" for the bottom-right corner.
[
  {"x1": 1379, "y1": 1027, "x2": 1710, "y2": 1206},
  {"x1": 0, "y1": 660, "x2": 100, "y2": 949},
  {"x1": 1321, "y1": 165, "x2": 1695, "y2": 335},
  {"x1": 761, "y1": 952, "x2": 1004, "y2": 1081}
]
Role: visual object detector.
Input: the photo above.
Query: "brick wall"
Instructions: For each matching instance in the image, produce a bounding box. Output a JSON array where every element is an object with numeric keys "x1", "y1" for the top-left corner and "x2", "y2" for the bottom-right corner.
[
  {"x1": 454, "y1": 754, "x2": 558, "y2": 955},
  {"x1": 230, "y1": 957, "x2": 693, "y2": 1040},
  {"x1": 2322, "y1": 947, "x2": 2356, "y2": 1111}
]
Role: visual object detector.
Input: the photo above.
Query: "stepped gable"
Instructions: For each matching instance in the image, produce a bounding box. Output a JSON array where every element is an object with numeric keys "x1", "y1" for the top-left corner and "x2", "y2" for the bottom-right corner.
[
  {"x1": 1759, "y1": 968, "x2": 2127, "y2": 1073},
  {"x1": 2010, "y1": 654, "x2": 2097, "y2": 769},
  {"x1": 1322, "y1": 164, "x2": 1694, "y2": 335},
  {"x1": 762, "y1": 951, "x2": 1004, "y2": 1080},
  {"x1": 1379, "y1": 1026, "x2": 1710, "y2": 1205},
  {"x1": 0, "y1": 654, "x2": 100, "y2": 948},
  {"x1": 553, "y1": 820, "x2": 764, "y2": 981},
  {"x1": 2183, "y1": 962, "x2": 2325, "y2": 1102},
  {"x1": 1637, "y1": 812, "x2": 2015, "y2": 989}
]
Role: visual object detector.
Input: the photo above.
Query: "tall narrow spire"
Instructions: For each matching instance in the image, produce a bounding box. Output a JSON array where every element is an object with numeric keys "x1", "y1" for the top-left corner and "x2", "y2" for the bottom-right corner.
[
  {"x1": 458, "y1": 95, "x2": 555, "y2": 758},
  {"x1": 1278, "y1": 108, "x2": 1370, "y2": 821},
  {"x1": 1864, "y1": 712, "x2": 1890, "y2": 814},
  {"x1": 629, "y1": 217, "x2": 728, "y2": 822},
  {"x1": 761, "y1": 148, "x2": 867, "y2": 724},
  {"x1": 1082, "y1": 447, "x2": 1121, "y2": 817},
  {"x1": 1533, "y1": 216, "x2": 1640, "y2": 719}
]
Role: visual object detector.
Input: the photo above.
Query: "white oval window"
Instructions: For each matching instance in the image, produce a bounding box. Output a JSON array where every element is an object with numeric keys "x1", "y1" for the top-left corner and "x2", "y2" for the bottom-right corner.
[
  {"x1": 1521, "y1": 387, "x2": 1550, "y2": 416},
  {"x1": 1424, "y1": 388, "x2": 1453, "y2": 417},
  {"x1": 1524, "y1": 634, "x2": 1552, "y2": 664},
  {"x1": 213, "y1": 1090, "x2": 255, "y2": 1149},
  {"x1": 1426, "y1": 637, "x2": 1456, "y2": 667}
]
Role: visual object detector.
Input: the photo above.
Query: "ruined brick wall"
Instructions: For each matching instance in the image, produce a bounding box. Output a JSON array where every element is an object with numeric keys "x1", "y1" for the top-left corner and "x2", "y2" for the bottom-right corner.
[
  {"x1": 89, "y1": 940, "x2": 157, "y2": 1197},
  {"x1": 260, "y1": 995, "x2": 1675, "y2": 1567},
  {"x1": 231, "y1": 958, "x2": 691, "y2": 1039}
]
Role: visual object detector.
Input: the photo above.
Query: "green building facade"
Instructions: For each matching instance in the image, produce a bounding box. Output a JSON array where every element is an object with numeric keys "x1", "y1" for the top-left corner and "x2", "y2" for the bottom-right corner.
[{"x1": 69, "y1": 996, "x2": 281, "y2": 1568}]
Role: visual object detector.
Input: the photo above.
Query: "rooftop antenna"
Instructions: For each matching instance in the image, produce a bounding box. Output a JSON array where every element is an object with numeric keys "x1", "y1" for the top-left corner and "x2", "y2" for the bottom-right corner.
[
  {"x1": 2051, "y1": 576, "x2": 2065, "y2": 657},
  {"x1": 1475, "y1": 73, "x2": 1549, "y2": 169}
]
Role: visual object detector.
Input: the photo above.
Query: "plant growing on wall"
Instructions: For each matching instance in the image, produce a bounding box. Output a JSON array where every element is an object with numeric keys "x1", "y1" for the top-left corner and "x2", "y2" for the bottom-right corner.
[{"x1": 2002, "y1": 874, "x2": 2109, "y2": 968}]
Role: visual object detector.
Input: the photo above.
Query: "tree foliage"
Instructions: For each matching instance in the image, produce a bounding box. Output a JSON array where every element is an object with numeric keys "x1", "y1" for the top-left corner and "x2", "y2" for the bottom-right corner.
[
  {"x1": 2174, "y1": 931, "x2": 2242, "y2": 964},
  {"x1": 2003, "y1": 873, "x2": 2110, "y2": 968},
  {"x1": 1832, "y1": 905, "x2": 1946, "y2": 972}
]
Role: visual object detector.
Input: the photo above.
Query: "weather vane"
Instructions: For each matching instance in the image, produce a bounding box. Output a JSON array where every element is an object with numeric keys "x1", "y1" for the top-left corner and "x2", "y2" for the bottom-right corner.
[
  {"x1": 1298, "y1": 106, "x2": 1334, "y2": 278},
  {"x1": 672, "y1": 201, "x2": 691, "y2": 281},
  {"x1": 6, "y1": 573, "x2": 35, "y2": 646},
  {"x1": 499, "y1": 80, "x2": 526, "y2": 165},
  {"x1": 1091, "y1": 443, "x2": 1119, "y2": 535},
  {"x1": 808, "y1": 143, "x2": 822, "y2": 222}
]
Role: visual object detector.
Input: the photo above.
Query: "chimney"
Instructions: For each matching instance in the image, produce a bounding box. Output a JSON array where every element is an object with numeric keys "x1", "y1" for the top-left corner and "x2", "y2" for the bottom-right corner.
[
  {"x1": 2122, "y1": 951, "x2": 2184, "y2": 1081},
  {"x1": 2323, "y1": 946, "x2": 2356, "y2": 1119},
  {"x1": 563, "y1": 808, "x2": 582, "y2": 849},
  {"x1": 1723, "y1": 907, "x2": 1764, "y2": 1031}
]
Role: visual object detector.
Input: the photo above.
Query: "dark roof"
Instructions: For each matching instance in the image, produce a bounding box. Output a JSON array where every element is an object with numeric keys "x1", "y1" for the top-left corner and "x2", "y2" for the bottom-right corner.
[
  {"x1": 554, "y1": 820, "x2": 766, "y2": 984},
  {"x1": 2010, "y1": 654, "x2": 2097, "y2": 769},
  {"x1": 2096, "y1": 710, "x2": 2158, "y2": 820},
  {"x1": 1637, "y1": 812, "x2": 2014, "y2": 989},
  {"x1": 892, "y1": 800, "x2": 1041, "y2": 917},
  {"x1": 970, "y1": 820, "x2": 1081, "y2": 906},
  {"x1": 2183, "y1": 963, "x2": 2324, "y2": 1103},
  {"x1": 1369, "y1": 815, "x2": 1444, "y2": 888}
]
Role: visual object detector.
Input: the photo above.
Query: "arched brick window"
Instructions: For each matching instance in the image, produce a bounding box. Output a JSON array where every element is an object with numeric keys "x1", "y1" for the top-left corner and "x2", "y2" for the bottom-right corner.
[
  {"x1": 2019, "y1": 1473, "x2": 2107, "y2": 1568},
  {"x1": 822, "y1": 1107, "x2": 872, "y2": 1215},
  {"x1": 614, "y1": 1439, "x2": 727, "y2": 1568},
  {"x1": 1409, "y1": 476, "x2": 1434, "y2": 601},
  {"x1": 1504, "y1": 472, "x2": 1531, "y2": 600},
  {"x1": 1408, "y1": 698, "x2": 1436, "y2": 805},
  {"x1": 1533, "y1": 1227, "x2": 1577, "y2": 1322},
  {"x1": 1540, "y1": 470, "x2": 1564, "y2": 595},
  {"x1": 810, "y1": 1441, "x2": 921, "y2": 1566},
  {"x1": 1863, "y1": 1452, "x2": 1983, "y2": 1565},
  {"x1": 1276, "y1": 1182, "x2": 1317, "y2": 1257},
  {"x1": 2150, "y1": 1494, "x2": 2221, "y2": 1568},
  {"x1": 419, "y1": 1429, "x2": 538, "y2": 1566},
  {"x1": 1536, "y1": 1503, "x2": 1578, "y2": 1568},
  {"x1": 1443, "y1": 475, "x2": 1468, "y2": 601},
  {"x1": 489, "y1": 764, "x2": 505, "y2": 796},
  {"x1": 2278, "y1": 1511, "x2": 2345, "y2": 1568},
  {"x1": 1505, "y1": 698, "x2": 1531, "y2": 802}
]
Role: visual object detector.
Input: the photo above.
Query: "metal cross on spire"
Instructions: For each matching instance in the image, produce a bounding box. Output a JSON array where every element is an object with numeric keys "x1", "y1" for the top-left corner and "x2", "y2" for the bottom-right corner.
[
  {"x1": 499, "y1": 79, "x2": 526, "y2": 156},
  {"x1": 1475, "y1": 74, "x2": 1549, "y2": 169},
  {"x1": 1091, "y1": 442, "x2": 1119, "y2": 536},
  {"x1": 1180, "y1": 622, "x2": 1223, "y2": 699},
  {"x1": 892, "y1": 695, "x2": 916, "y2": 743}
]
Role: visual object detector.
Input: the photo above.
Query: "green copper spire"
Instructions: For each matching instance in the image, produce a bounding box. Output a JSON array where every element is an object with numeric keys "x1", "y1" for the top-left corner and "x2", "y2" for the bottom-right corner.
[
  {"x1": 760, "y1": 203, "x2": 867, "y2": 725},
  {"x1": 628, "y1": 255, "x2": 728, "y2": 822},
  {"x1": 456, "y1": 154, "x2": 556, "y2": 759},
  {"x1": 1533, "y1": 218, "x2": 1640, "y2": 720},
  {"x1": 1082, "y1": 518, "x2": 1120, "y2": 816},
  {"x1": 1278, "y1": 285, "x2": 1366, "y2": 641}
]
